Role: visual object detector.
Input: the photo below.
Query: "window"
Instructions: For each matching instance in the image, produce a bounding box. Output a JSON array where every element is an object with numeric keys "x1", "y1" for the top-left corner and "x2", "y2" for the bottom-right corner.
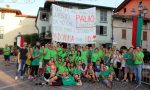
[
  {"x1": 124, "y1": 8, "x2": 126, "y2": 13},
  {"x1": 143, "y1": 31, "x2": 147, "y2": 41},
  {"x1": 1, "y1": 13, "x2": 5, "y2": 19},
  {"x1": 40, "y1": 12, "x2": 49, "y2": 21},
  {"x1": 96, "y1": 26, "x2": 107, "y2": 36},
  {"x1": 122, "y1": 29, "x2": 126, "y2": 39},
  {"x1": 0, "y1": 26, "x2": 4, "y2": 39},
  {"x1": 100, "y1": 10, "x2": 107, "y2": 22}
]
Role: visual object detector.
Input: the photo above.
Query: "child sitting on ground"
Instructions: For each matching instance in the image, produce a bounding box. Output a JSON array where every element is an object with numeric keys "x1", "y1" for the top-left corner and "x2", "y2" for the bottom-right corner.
[{"x1": 85, "y1": 64, "x2": 96, "y2": 82}]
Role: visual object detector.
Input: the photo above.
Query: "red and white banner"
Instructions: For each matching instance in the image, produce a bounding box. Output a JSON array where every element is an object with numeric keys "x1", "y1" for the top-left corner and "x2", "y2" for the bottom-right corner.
[
  {"x1": 17, "y1": 36, "x2": 24, "y2": 47},
  {"x1": 51, "y1": 4, "x2": 96, "y2": 44}
]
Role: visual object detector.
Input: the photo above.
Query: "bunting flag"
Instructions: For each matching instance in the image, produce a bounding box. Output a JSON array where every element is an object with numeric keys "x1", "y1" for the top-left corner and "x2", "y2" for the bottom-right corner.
[
  {"x1": 132, "y1": 17, "x2": 138, "y2": 47},
  {"x1": 132, "y1": 17, "x2": 143, "y2": 47},
  {"x1": 136, "y1": 17, "x2": 143, "y2": 47},
  {"x1": 17, "y1": 36, "x2": 24, "y2": 47}
]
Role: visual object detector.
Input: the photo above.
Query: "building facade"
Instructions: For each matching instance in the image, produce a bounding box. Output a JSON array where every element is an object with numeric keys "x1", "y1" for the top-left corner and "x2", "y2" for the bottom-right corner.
[
  {"x1": 0, "y1": 7, "x2": 37, "y2": 48},
  {"x1": 113, "y1": 0, "x2": 150, "y2": 51},
  {"x1": 35, "y1": 0, "x2": 114, "y2": 46}
]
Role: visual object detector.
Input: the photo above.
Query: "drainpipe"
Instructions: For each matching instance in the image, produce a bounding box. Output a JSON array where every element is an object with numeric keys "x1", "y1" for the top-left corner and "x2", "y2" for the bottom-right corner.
[{"x1": 111, "y1": 14, "x2": 114, "y2": 48}]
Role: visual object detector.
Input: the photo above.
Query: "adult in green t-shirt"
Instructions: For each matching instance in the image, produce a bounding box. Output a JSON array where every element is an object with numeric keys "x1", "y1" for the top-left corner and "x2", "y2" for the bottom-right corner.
[
  {"x1": 31, "y1": 46, "x2": 41, "y2": 77},
  {"x1": 57, "y1": 47, "x2": 63, "y2": 57},
  {"x1": 133, "y1": 46, "x2": 144, "y2": 85},
  {"x1": 51, "y1": 47, "x2": 58, "y2": 61},
  {"x1": 122, "y1": 47, "x2": 134, "y2": 82},
  {"x1": 92, "y1": 48, "x2": 99, "y2": 67},
  {"x1": 75, "y1": 51, "x2": 82, "y2": 64},
  {"x1": 3, "y1": 44, "x2": 10, "y2": 66},
  {"x1": 98, "y1": 48, "x2": 104, "y2": 59},
  {"x1": 81, "y1": 46, "x2": 88, "y2": 65},
  {"x1": 43, "y1": 45, "x2": 51, "y2": 66}
]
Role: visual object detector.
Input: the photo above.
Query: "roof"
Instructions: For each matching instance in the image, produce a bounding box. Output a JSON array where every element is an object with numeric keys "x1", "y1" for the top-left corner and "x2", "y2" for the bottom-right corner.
[
  {"x1": 114, "y1": 0, "x2": 130, "y2": 13},
  {"x1": 44, "y1": 0, "x2": 115, "y2": 10},
  {"x1": 16, "y1": 15, "x2": 36, "y2": 18},
  {"x1": 0, "y1": 7, "x2": 22, "y2": 15}
]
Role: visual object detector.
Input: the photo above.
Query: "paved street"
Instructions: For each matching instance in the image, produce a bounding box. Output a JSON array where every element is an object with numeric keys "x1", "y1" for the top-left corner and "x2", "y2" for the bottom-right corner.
[{"x1": 0, "y1": 55, "x2": 149, "y2": 90}]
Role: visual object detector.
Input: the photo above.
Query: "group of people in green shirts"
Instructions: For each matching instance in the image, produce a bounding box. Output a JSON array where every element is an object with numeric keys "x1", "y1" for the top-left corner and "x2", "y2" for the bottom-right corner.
[{"x1": 13, "y1": 41, "x2": 144, "y2": 89}]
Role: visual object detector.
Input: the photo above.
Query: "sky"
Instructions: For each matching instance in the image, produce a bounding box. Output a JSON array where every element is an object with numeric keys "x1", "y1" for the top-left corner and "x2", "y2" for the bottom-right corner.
[{"x1": 0, "y1": 0, "x2": 124, "y2": 16}]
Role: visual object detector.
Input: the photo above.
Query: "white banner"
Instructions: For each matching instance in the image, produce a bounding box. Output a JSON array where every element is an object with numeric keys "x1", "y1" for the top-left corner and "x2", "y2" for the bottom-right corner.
[{"x1": 51, "y1": 4, "x2": 96, "y2": 44}]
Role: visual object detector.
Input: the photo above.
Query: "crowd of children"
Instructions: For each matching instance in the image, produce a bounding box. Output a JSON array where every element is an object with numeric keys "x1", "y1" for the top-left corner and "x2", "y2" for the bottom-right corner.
[{"x1": 14, "y1": 41, "x2": 144, "y2": 89}]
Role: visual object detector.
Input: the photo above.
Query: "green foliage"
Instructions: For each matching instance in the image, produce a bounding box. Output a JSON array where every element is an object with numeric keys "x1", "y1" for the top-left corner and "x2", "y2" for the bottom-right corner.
[{"x1": 16, "y1": 33, "x2": 40, "y2": 46}]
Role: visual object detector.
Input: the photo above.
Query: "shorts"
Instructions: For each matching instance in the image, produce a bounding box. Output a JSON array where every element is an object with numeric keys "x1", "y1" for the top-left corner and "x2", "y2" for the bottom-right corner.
[
  {"x1": 95, "y1": 72, "x2": 100, "y2": 77},
  {"x1": 101, "y1": 79, "x2": 109, "y2": 85},
  {"x1": 4, "y1": 55, "x2": 10, "y2": 61},
  {"x1": 125, "y1": 64, "x2": 134, "y2": 73},
  {"x1": 25, "y1": 64, "x2": 31, "y2": 69},
  {"x1": 39, "y1": 62, "x2": 43, "y2": 69},
  {"x1": 44, "y1": 73, "x2": 50, "y2": 79}
]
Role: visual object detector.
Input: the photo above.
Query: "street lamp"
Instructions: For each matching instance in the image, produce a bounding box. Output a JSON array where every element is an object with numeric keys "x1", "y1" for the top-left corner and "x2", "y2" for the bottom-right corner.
[
  {"x1": 131, "y1": 0, "x2": 148, "y2": 47},
  {"x1": 131, "y1": 1, "x2": 148, "y2": 17}
]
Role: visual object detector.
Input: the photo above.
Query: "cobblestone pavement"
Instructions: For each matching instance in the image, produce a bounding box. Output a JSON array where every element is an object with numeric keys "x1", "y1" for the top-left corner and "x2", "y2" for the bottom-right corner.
[{"x1": 0, "y1": 55, "x2": 149, "y2": 90}]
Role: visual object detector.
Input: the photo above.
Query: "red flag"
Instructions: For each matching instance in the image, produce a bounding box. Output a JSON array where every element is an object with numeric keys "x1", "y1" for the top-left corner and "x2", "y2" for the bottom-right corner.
[
  {"x1": 20, "y1": 36, "x2": 24, "y2": 47},
  {"x1": 17, "y1": 36, "x2": 24, "y2": 47},
  {"x1": 132, "y1": 18, "x2": 138, "y2": 48}
]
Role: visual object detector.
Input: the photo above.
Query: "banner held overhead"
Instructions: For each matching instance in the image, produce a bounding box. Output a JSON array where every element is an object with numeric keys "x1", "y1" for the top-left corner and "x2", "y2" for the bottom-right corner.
[{"x1": 51, "y1": 4, "x2": 96, "y2": 44}]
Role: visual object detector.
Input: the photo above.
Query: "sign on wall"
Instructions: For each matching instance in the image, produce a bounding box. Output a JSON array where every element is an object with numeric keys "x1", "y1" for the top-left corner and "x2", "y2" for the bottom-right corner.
[{"x1": 51, "y1": 4, "x2": 96, "y2": 44}]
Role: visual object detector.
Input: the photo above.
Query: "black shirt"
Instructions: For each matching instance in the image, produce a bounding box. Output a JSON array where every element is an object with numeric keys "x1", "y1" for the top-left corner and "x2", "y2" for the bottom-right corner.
[{"x1": 19, "y1": 48, "x2": 28, "y2": 60}]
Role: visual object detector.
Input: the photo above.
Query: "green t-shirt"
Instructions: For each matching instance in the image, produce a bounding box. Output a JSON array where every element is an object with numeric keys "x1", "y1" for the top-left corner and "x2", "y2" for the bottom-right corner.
[
  {"x1": 92, "y1": 53, "x2": 99, "y2": 62},
  {"x1": 46, "y1": 66, "x2": 51, "y2": 74},
  {"x1": 57, "y1": 47, "x2": 63, "y2": 56},
  {"x1": 58, "y1": 66, "x2": 68, "y2": 73},
  {"x1": 62, "y1": 74, "x2": 77, "y2": 86},
  {"x1": 75, "y1": 56, "x2": 82, "y2": 62},
  {"x1": 98, "y1": 50, "x2": 104, "y2": 58},
  {"x1": 108, "y1": 66, "x2": 114, "y2": 73},
  {"x1": 32, "y1": 50, "x2": 41, "y2": 66},
  {"x1": 134, "y1": 51, "x2": 144, "y2": 64},
  {"x1": 99, "y1": 70, "x2": 110, "y2": 78},
  {"x1": 103, "y1": 55, "x2": 111, "y2": 66},
  {"x1": 81, "y1": 50, "x2": 88, "y2": 61},
  {"x1": 55, "y1": 61, "x2": 62, "y2": 68},
  {"x1": 43, "y1": 48, "x2": 51, "y2": 60},
  {"x1": 3, "y1": 47, "x2": 10, "y2": 55},
  {"x1": 72, "y1": 68, "x2": 81, "y2": 75},
  {"x1": 61, "y1": 52, "x2": 67, "y2": 59},
  {"x1": 124, "y1": 52, "x2": 134, "y2": 65},
  {"x1": 70, "y1": 51, "x2": 77, "y2": 62},
  {"x1": 51, "y1": 50, "x2": 58, "y2": 59}
]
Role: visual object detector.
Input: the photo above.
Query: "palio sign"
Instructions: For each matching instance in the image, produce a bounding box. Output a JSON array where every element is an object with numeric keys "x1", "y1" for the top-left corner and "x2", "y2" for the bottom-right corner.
[
  {"x1": 0, "y1": 0, "x2": 35, "y2": 3},
  {"x1": 51, "y1": 4, "x2": 96, "y2": 44}
]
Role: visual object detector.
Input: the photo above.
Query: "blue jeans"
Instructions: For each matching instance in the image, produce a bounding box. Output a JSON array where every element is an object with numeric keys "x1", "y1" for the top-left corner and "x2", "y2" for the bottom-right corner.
[
  {"x1": 134, "y1": 64, "x2": 142, "y2": 84},
  {"x1": 16, "y1": 59, "x2": 26, "y2": 76}
]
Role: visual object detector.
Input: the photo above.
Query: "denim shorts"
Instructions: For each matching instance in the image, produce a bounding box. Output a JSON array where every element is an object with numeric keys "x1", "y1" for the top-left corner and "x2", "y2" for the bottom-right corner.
[{"x1": 101, "y1": 79, "x2": 109, "y2": 85}]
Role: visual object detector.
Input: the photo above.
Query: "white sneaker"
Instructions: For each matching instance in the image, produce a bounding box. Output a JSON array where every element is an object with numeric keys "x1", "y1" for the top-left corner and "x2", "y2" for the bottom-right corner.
[
  {"x1": 15, "y1": 76, "x2": 18, "y2": 80},
  {"x1": 115, "y1": 78, "x2": 119, "y2": 81}
]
